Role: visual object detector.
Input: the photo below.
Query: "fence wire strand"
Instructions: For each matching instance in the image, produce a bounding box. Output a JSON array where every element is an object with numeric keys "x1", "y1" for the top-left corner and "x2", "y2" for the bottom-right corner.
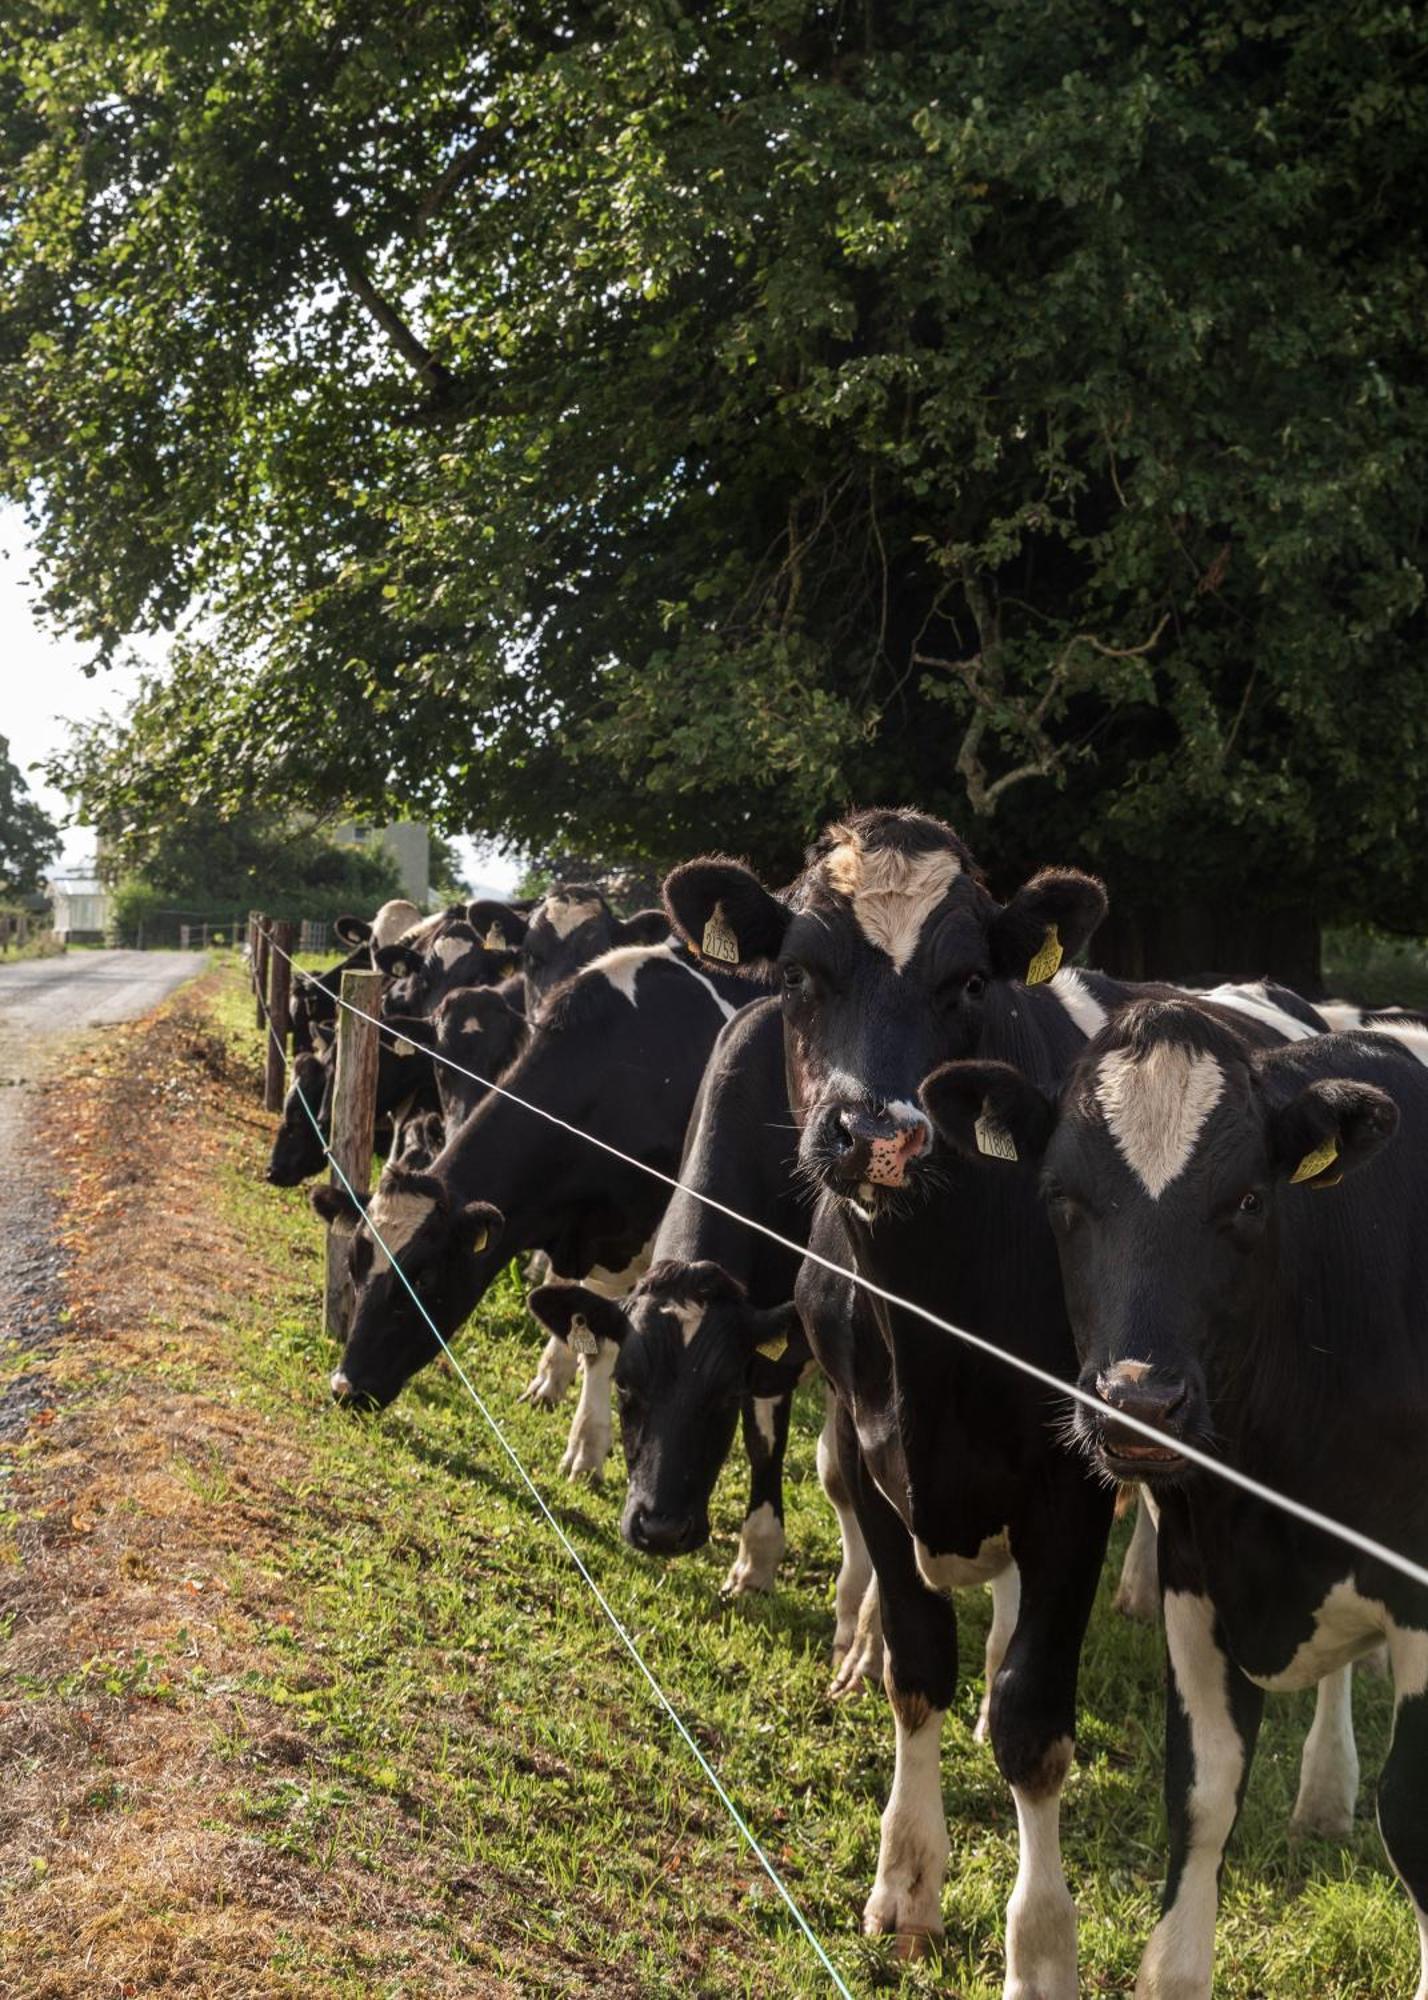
[
  {"x1": 268, "y1": 934, "x2": 1428, "y2": 1597},
  {"x1": 253, "y1": 981, "x2": 858, "y2": 1999}
]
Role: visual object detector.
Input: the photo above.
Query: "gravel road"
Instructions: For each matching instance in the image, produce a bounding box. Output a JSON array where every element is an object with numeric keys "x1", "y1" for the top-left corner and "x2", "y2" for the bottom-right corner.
[{"x1": 0, "y1": 950, "x2": 198, "y2": 1421}]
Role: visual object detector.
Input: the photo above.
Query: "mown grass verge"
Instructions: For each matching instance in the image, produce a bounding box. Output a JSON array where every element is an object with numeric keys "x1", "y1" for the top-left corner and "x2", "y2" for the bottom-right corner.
[{"x1": 2, "y1": 959, "x2": 1412, "y2": 1997}]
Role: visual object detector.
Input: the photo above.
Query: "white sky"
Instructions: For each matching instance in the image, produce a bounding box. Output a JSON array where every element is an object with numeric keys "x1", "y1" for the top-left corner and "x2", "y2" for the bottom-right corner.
[{"x1": 0, "y1": 505, "x2": 518, "y2": 893}]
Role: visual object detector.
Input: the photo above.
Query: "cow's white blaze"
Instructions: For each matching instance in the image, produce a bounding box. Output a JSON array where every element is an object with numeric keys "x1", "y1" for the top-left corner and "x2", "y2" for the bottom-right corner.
[
  {"x1": 542, "y1": 891, "x2": 603, "y2": 938},
  {"x1": 434, "y1": 932, "x2": 470, "y2": 970},
  {"x1": 666, "y1": 1299, "x2": 705, "y2": 1347},
  {"x1": 1095, "y1": 1043, "x2": 1225, "y2": 1199},
  {"x1": 823, "y1": 829, "x2": 961, "y2": 972},
  {"x1": 1050, "y1": 967, "x2": 1108, "y2": 1040},
  {"x1": 364, "y1": 1183, "x2": 438, "y2": 1274}
]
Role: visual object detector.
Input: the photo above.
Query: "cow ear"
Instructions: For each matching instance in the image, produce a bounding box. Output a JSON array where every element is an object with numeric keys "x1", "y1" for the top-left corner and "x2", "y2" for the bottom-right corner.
[
  {"x1": 334, "y1": 915, "x2": 371, "y2": 947},
  {"x1": 528, "y1": 1284, "x2": 630, "y2": 1349},
  {"x1": 375, "y1": 944, "x2": 424, "y2": 979},
  {"x1": 744, "y1": 1302, "x2": 807, "y2": 1389},
  {"x1": 467, "y1": 900, "x2": 528, "y2": 948},
  {"x1": 1268, "y1": 1079, "x2": 1399, "y2": 1189},
  {"x1": 920, "y1": 1059, "x2": 1056, "y2": 1167},
  {"x1": 456, "y1": 1200, "x2": 503, "y2": 1253},
  {"x1": 380, "y1": 1014, "x2": 435, "y2": 1056},
  {"x1": 989, "y1": 868, "x2": 1107, "y2": 984},
  {"x1": 615, "y1": 908, "x2": 670, "y2": 949},
  {"x1": 311, "y1": 1182, "x2": 364, "y2": 1224},
  {"x1": 663, "y1": 857, "x2": 791, "y2": 971}
]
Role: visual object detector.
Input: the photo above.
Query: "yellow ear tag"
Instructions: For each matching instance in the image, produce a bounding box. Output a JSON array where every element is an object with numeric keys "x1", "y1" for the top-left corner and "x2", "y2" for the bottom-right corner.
[
  {"x1": 1290, "y1": 1138, "x2": 1340, "y2": 1186},
  {"x1": 470, "y1": 1227, "x2": 489, "y2": 1253},
  {"x1": 702, "y1": 902, "x2": 739, "y2": 965},
  {"x1": 755, "y1": 1329, "x2": 789, "y2": 1363},
  {"x1": 975, "y1": 1110, "x2": 1018, "y2": 1163},
  {"x1": 1025, "y1": 923, "x2": 1062, "y2": 986},
  {"x1": 484, "y1": 924, "x2": 508, "y2": 949},
  {"x1": 569, "y1": 1312, "x2": 599, "y2": 1358}
]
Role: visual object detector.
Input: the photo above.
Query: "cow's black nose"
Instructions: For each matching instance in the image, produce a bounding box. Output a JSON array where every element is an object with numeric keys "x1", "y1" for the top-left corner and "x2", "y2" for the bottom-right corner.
[
  {"x1": 624, "y1": 1506, "x2": 703, "y2": 1556},
  {"x1": 1096, "y1": 1366, "x2": 1188, "y2": 1431}
]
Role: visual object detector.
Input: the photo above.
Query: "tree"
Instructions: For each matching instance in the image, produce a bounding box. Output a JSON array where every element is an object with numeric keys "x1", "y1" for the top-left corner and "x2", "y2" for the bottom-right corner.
[
  {"x1": 0, "y1": 736, "x2": 59, "y2": 895},
  {"x1": 5, "y1": 2, "x2": 1428, "y2": 981}
]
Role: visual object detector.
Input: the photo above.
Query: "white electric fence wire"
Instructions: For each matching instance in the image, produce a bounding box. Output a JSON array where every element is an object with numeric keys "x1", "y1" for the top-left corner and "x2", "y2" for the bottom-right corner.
[
  {"x1": 256, "y1": 990, "x2": 857, "y2": 1999},
  {"x1": 274, "y1": 934, "x2": 1428, "y2": 1597}
]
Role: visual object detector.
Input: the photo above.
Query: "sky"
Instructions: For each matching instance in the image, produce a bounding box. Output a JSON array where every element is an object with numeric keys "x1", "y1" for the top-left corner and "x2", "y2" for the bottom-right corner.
[{"x1": 0, "y1": 506, "x2": 518, "y2": 893}]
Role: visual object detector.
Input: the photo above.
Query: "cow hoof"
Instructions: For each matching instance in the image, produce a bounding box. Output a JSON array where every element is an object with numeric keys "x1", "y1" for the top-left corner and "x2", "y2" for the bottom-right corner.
[
  {"x1": 561, "y1": 1455, "x2": 605, "y2": 1485},
  {"x1": 863, "y1": 1909, "x2": 941, "y2": 1957},
  {"x1": 1113, "y1": 1577, "x2": 1160, "y2": 1624},
  {"x1": 1358, "y1": 1641, "x2": 1390, "y2": 1679},
  {"x1": 1290, "y1": 1797, "x2": 1355, "y2": 1840},
  {"x1": 828, "y1": 1640, "x2": 883, "y2": 1700},
  {"x1": 722, "y1": 1560, "x2": 773, "y2": 1597}
]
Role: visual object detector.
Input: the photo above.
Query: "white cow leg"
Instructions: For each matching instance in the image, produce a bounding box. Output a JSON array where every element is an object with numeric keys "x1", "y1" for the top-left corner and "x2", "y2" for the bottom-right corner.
[
  {"x1": 818, "y1": 1394, "x2": 873, "y2": 1671},
  {"x1": 1004, "y1": 1738, "x2": 1077, "y2": 2000},
  {"x1": 1379, "y1": 1627, "x2": 1428, "y2": 2000},
  {"x1": 559, "y1": 1338, "x2": 617, "y2": 1480},
  {"x1": 863, "y1": 1692, "x2": 948, "y2": 1948},
  {"x1": 1114, "y1": 1491, "x2": 1161, "y2": 1623},
  {"x1": 1136, "y1": 1591, "x2": 1261, "y2": 2000},
  {"x1": 976, "y1": 1564, "x2": 1022, "y2": 1744},
  {"x1": 1291, "y1": 1665, "x2": 1358, "y2": 1838},
  {"x1": 520, "y1": 1333, "x2": 578, "y2": 1409}
]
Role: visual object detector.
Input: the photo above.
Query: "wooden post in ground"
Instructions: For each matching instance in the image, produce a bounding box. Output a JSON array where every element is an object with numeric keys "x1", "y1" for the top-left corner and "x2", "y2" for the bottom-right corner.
[
  {"x1": 323, "y1": 968, "x2": 382, "y2": 1342},
  {"x1": 254, "y1": 918, "x2": 271, "y2": 1031},
  {"x1": 263, "y1": 920, "x2": 296, "y2": 1112},
  {"x1": 247, "y1": 911, "x2": 261, "y2": 986}
]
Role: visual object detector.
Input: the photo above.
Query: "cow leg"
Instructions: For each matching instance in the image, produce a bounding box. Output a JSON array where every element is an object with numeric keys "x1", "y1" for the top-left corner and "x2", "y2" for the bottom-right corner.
[
  {"x1": 1379, "y1": 1627, "x2": 1428, "y2": 2000},
  {"x1": 559, "y1": 1338, "x2": 618, "y2": 1481},
  {"x1": 1291, "y1": 1665, "x2": 1358, "y2": 1838},
  {"x1": 817, "y1": 1389, "x2": 875, "y2": 1680},
  {"x1": 1115, "y1": 1490, "x2": 1161, "y2": 1623},
  {"x1": 975, "y1": 1564, "x2": 1021, "y2": 1744},
  {"x1": 991, "y1": 1518, "x2": 1105, "y2": 2000},
  {"x1": 724, "y1": 1390, "x2": 792, "y2": 1596},
  {"x1": 520, "y1": 1333, "x2": 578, "y2": 1408},
  {"x1": 838, "y1": 1406, "x2": 956, "y2": 1949},
  {"x1": 1135, "y1": 1590, "x2": 1264, "y2": 2000}
]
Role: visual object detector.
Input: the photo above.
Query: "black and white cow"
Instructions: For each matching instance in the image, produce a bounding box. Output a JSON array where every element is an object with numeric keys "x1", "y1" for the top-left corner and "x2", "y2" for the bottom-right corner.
[
  {"x1": 922, "y1": 999, "x2": 1428, "y2": 2000},
  {"x1": 662, "y1": 808, "x2": 1352, "y2": 1993},
  {"x1": 315, "y1": 943, "x2": 756, "y2": 1421},
  {"x1": 525, "y1": 996, "x2": 813, "y2": 1594},
  {"x1": 520, "y1": 884, "x2": 668, "y2": 1016},
  {"x1": 264, "y1": 1021, "x2": 438, "y2": 1187},
  {"x1": 265, "y1": 1048, "x2": 332, "y2": 1184},
  {"x1": 384, "y1": 979, "x2": 529, "y2": 1135},
  {"x1": 375, "y1": 921, "x2": 522, "y2": 1019}
]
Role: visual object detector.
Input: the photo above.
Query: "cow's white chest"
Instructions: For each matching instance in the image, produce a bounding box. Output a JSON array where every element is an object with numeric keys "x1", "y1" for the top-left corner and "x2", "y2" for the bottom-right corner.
[
  {"x1": 1243, "y1": 1576, "x2": 1390, "y2": 1692},
  {"x1": 915, "y1": 1529, "x2": 1011, "y2": 1594}
]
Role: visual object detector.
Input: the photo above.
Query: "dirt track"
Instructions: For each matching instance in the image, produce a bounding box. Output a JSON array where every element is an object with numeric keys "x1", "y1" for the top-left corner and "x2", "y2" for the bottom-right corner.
[{"x1": 0, "y1": 950, "x2": 197, "y2": 1412}]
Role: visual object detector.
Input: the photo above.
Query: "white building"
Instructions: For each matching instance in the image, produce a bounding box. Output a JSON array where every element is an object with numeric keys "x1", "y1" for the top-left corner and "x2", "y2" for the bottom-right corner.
[
  {"x1": 47, "y1": 874, "x2": 112, "y2": 941},
  {"x1": 329, "y1": 821, "x2": 430, "y2": 905}
]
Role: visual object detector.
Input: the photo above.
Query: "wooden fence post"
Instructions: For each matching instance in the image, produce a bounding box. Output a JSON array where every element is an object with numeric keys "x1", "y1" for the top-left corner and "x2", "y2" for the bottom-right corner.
[
  {"x1": 263, "y1": 920, "x2": 296, "y2": 1112},
  {"x1": 323, "y1": 968, "x2": 382, "y2": 1342},
  {"x1": 254, "y1": 918, "x2": 271, "y2": 1031}
]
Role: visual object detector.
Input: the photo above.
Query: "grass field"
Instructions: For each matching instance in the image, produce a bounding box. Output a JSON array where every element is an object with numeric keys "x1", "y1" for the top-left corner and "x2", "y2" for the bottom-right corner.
[{"x1": 1, "y1": 959, "x2": 1414, "y2": 1997}]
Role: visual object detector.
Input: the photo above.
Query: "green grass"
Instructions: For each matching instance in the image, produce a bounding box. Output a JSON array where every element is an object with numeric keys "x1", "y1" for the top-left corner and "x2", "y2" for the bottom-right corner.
[{"x1": 196, "y1": 964, "x2": 1410, "y2": 1996}]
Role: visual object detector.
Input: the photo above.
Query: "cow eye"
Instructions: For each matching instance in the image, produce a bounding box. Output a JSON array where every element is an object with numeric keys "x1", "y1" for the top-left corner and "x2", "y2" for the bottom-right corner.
[
  {"x1": 1237, "y1": 1190, "x2": 1263, "y2": 1216},
  {"x1": 781, "y1": 962, "x2": 808, "y2": 994},
  {"x1": 963, "y1": 972, "x2": 987, "y2": 999}
]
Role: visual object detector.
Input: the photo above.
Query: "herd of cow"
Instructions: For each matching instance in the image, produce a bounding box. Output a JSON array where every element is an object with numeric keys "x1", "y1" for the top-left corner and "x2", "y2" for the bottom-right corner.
[{"x1": 260, "y1": 808, "x2": 1428, "y2": 2000}]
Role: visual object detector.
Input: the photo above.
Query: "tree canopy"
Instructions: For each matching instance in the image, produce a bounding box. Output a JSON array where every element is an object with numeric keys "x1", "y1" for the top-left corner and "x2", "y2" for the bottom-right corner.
[
  {"x1": 0, "y1": 735, "x2": 60, "y2": 896},
  {"x1": 4, "y1": 2, "x2": 1426, "y2": 969}
]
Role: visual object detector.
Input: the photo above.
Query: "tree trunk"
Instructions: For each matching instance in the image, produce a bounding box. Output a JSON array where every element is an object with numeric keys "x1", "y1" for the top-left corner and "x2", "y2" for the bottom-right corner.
[{"x1": 1094, "y1": 898, "x2": 1322, "y2": 998}]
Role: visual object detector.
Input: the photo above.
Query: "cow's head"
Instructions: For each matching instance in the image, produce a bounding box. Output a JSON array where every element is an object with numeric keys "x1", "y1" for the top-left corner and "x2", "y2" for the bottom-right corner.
[
  {"x1": 665, "y1": 809, "x2": 1105, "y2": 1214},
  {"x1": 522, "y1": 884, "x2": 668, "y2": 1010},
  {"x1": 384, "y1": 985, "x2": 529, "y2": 1125},
  {"x1": 314, "y1": 1168, "x2": 505, "y2": 1408},
  {"x1": 466, "y1": 899, "x2": 529, "y2": 951},
  {"x1": 530, "y1": 1263, "x2": 802, "y2": 1556},
  {"x1": 921, "y1": 1000, "x2": 1398, "y2": 1485},
  {"x1": 265, "y1": 1051, "x2": 331, "y2": 1185},
  {"x1": 376, "y1": 925, "x2": 519, "y2": 1013}
]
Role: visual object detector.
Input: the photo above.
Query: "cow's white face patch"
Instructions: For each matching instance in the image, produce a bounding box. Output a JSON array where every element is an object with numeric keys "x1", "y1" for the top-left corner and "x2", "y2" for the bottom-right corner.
[
  {"x1": 542, "y1": 892, "x2": 603, "y2": 939},
  {"x1": 364, "y1": 1183, "x2": 438, "y2": 1273},
  {"x1": 822, "y1": 830, "x2": 961, "y2": 972},
  {"x1": 665, "y1": 1299, "x2": 705, "y2": 1347},
  {"x1": 1050, "y1": 967, "x2": 1108, "y2": 1040},
  {"x1": 434, "y1": 933, "x2": 470, "y2": 970},
  {"x1": 1094, "y1": 1042, "x2": 1225, "y2": 1199},
  {"x1": 372, "y1": 898, "x2": 424, "y2": 947}
]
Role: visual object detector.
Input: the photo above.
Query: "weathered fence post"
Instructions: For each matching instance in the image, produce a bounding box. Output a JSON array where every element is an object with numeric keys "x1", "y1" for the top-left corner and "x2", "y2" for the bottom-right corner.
[
  {"x1": 263, "y1": 920, "x2": 296, "y2": 1112},
  {"x1": 323, "y1": 968, "x2": 382, "y2": 1341},
  {"x1": 254, "y1": 918, "x2": 271, "y2": 1031}
]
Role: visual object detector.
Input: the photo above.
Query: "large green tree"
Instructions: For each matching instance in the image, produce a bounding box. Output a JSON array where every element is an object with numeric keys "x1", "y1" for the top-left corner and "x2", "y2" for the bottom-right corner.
[
  {"x1": 5, "y1": 2, "x2": 1427, "y2": 980},
  {"x1": 0, "y1": 736, "x2": 60, "y2": 895}
]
